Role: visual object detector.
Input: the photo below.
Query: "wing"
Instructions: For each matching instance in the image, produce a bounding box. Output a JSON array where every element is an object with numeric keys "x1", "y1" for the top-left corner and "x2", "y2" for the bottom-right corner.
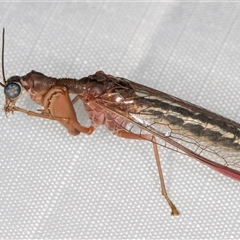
[{"x1": 95, "y1": 76, "x2": 240, "y2": 181}]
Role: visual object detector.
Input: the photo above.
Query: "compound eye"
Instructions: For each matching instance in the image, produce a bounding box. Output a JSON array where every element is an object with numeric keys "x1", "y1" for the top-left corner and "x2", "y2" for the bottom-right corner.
[{"x1": 4, "y1": 82, "x2": 22, "y2": 99}]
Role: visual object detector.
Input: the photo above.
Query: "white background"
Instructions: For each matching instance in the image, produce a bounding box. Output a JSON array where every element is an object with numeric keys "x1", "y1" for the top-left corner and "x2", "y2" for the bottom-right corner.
[{"x1": 0, "y1": 2, "x2": 240, "y2": 239}]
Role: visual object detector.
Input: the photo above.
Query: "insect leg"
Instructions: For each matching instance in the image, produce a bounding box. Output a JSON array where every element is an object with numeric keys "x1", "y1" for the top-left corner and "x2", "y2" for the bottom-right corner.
[
  {"x1": 13, "y1": 106, "x2": 95, "y2": 135},
  {"x1": 117, "y1": 130, "x2": 180, "y2": 216},
  {"x1": 151, "y1": 135, "x2": 180, "y2": 216},
  {"x1": 71, "y1": 95, "x2": 80, "y2": 105}
]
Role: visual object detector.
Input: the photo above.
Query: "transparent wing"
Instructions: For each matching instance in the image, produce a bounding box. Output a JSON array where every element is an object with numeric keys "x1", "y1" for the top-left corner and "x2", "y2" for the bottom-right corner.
[{"x1": 96, "y1": 77, "x2": 240, "y2": 180}]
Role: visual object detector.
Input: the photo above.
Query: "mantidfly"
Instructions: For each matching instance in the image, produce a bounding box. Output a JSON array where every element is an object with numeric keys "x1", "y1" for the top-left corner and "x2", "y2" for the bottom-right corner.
[{"x1": 1, "y1": 28, "x2": 240, "y2": 216}]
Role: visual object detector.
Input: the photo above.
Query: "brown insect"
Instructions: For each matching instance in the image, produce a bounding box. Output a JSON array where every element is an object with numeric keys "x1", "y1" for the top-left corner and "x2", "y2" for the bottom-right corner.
[{"x1": 1, "y1": 29, "x2": 240, "y2": 215}]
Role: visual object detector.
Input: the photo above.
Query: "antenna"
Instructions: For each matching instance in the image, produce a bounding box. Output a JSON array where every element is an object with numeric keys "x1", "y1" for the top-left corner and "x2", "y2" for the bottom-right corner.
[{"x1": 1, "y1": 28, "x2": 6, "y2": 87}]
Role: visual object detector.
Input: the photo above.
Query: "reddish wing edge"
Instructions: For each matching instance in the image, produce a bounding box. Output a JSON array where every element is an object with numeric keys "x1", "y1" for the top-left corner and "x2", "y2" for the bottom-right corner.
[{"x1": 94, "y1": 102, "x2": 240, "y2": 181}]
